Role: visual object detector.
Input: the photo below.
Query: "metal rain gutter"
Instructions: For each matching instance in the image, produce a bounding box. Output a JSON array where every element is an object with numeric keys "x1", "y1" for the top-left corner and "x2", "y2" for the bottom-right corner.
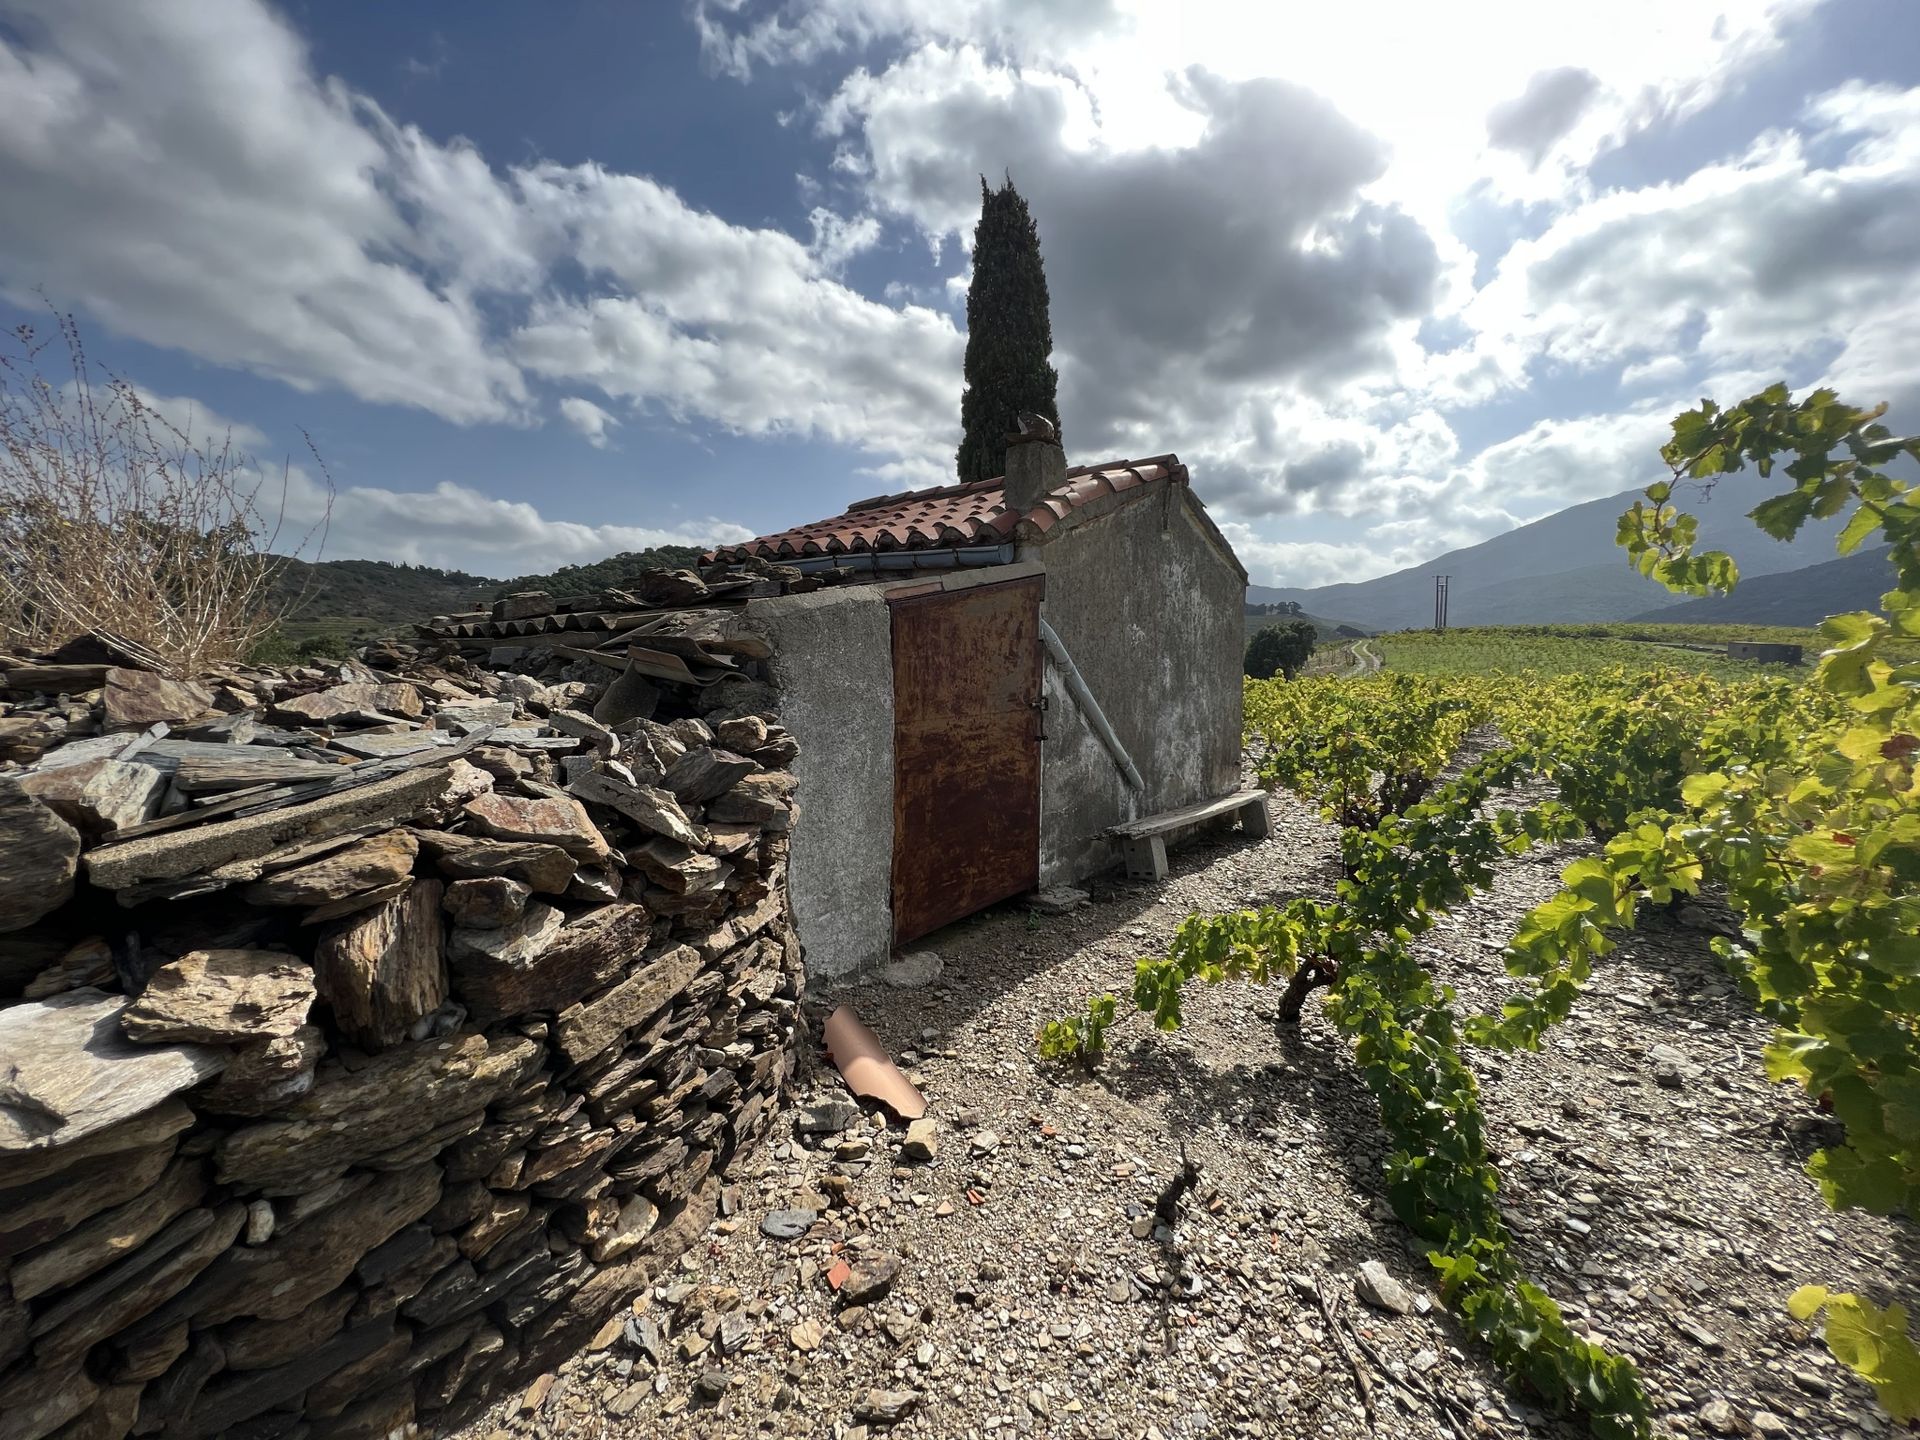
[
  {"x1": 1038, "y1": 618, "x2": 1145, "y2": 794},
  {"x1": 785, "y1": 544, "x2": 1014, "y2": 575}
]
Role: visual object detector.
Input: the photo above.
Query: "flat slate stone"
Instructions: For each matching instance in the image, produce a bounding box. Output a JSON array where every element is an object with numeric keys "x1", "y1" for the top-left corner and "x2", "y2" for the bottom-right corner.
[
  {"x1": 127, "y1": 1331, "x2": 223, "y2": 1439},
  {"x1": 441, "y1": 876, "x2": 530, "y2": 929},
  {"x1": 547, "y1": 710, "x2": 616, "y2": 757},
  {"x1": 187, "y1": 1319, "x2": 397, "y2": 1436},
  {"x1": 0, "y1": 990, "x2": 226, "y2": 1156},
  {"x1": 325, "y1": 730, "x2": 452, "y2": 759},
  {"x1": 759, "y1": 1209, "x2": 816, "y2": 1241},
  {"x1": 661, "y1": 748, "x2": 756, "y2": 804},
  {"x1": 102, "y1": 669, "x2": 214, "y2": 731},
  {"x1": 401, "y1": 1248, "x2": 545, "y2": 1330},
  {"x1": 0, "y1": 1355, "x2": 97, "y2": 1440},
  {"x1": 553, "y1": 943, "x2": 701, "y2": 1067},
  {"x1": 215, "y1": 1032, "x2": 540, "y2": 1192},
  {"x1": 314, "y1": 879, "x2": 446, "y2": 1051},
  {"x1": 450, "y1": 902, "x2": 650, "y2": 1024},
  {"x1": 10, "y1": 1155, "x2": 207, "y2": 1301},
  {"x1": 86, "y1": 766, "x2": 452, "y2": 891},
  {"x1": 2, "y1": 661, "x2": 112, "y2": 691},
  {"x1": 50, "y1": 1381, "x2": 142, "y2": 1440},
  {"x1": 218, "y1": 1288, "x2": 358, "y2": 1371},
  {"x1": 241, "y1": 829, "x2": 418, "y2": 907},
  {"x1": 704, "y1": 770, "x2": 794, "y2": 825},
  {"x1": 120, "y1": 949, "x2": 315, "y2": 1045},
  {"x1": 0, "y1": 1137, "x2": 178, "y2": 1261},
  {"x1": 174, "y1": 1164, "x2": 441, "y2": 1326},
  {"x1": 567, "y1": 769, "x2": 705, "y2": 848},
  {"x1": 0, "y1": 776, "x2": 82, "y2": 934},
  {"x1": 301, "y1": 877, "x2": 411, "y2": 926},
  {"x1": 17, "y1": 757, "x2": 167, "y2": 835},
  {"x1": 29, "y1": 1202, "x2": 246, "y2": 1365},
  {"x1": 586, "y1": 1195, "x2": 659, "y2": 1264},
  {"x1": 461, "y1": 793, "x2": 610, "y2": 863},
  {"x1": 446, "y1": 900, "x2": 564, "y2": 971},
  {"x1": 78, "y1": 759, "x2": 170, "y2": 832},
  {"x1": 272, "y1": 682, "x2": 423, "y2": 723},
  {"x1": 629, "y1": 839, "x2": 728, "y2": 895},
  {"x1": 194, "y1": 1026, "x2": 325, "y2": 1117},
  {"x1": 0, "y1": 1096, "x2": 194, "y2": 1192},
  {"x1": 103, "y1": 1316, "x2": 190, "y2": 1383},
  {"x1": 354, "y1": 1232, "x2": 457, "y2": 1322},
  {"x1": 413, "y1": 830, "x2": 577, "y2": 894}
]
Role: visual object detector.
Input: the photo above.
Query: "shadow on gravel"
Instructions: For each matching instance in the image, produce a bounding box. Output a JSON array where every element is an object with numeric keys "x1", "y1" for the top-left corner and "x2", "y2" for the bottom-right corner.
[
  {"x1": 1095, "y1": 1005, "x2": 1562, "y2": 1435},
  {"x1": 815, "y1": 807, "x2": 1307, "y2": 1047},
  {"x1": 1606, "y1": 914, "x2": 1920, "y2": 1297}
]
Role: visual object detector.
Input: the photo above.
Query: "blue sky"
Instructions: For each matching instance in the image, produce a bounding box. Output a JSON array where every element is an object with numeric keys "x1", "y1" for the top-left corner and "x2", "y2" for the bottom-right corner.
[{"x1": 2, "y1": 1, "x2": 1916, "y2": 586}]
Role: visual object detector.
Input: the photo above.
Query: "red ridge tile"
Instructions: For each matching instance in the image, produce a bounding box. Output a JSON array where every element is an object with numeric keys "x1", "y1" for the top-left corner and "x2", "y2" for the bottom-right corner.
[{"x1": 707, "y1": 455, "x2": 1186, "y2": 563}]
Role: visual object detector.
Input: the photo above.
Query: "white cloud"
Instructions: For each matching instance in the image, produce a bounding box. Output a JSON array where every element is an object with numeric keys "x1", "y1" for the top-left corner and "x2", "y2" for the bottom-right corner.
[
  {"x1": 0, "y1": 0, "x2": 528, "y2": 423},
  {"x1": 804, "y1": 24, "x2": 1891, "y2": 564},
  {"x1": 558, "y1": 396, "x2": 620, "y2": 449},
  {"x1": 807, "y1": 207, "x2": 882, "y2": 271},
  {"x1": 1452, "y1": 408, "x2": 1674, "y2": 514},
  {"x1": 717, "y1": 0, "x2": 1823, "y2": 215},
  {"x1": 1618, "y1": 355, "x2": 1688, "y2": 391},
  {"x1": 1218, "y1": 521, "x2": 1473, "y2": 591},
  {"x1": 0, "y1": 0, "x2": 961, "y2": 470},
  {"x1": 692, "y1": 0, "x2": 1123, "y2": 80},
  {"x1": 819, "y1": 43, "x2": 1445, "y2": 524},
  {"x1": 1456, "y1": 85, "x2": 1920, "y2": 413},
  {"x1": 11, "y1": 0, "x2": 1906, "y2": 592},
  {"x1": 501, "y1": 159, "x2": 961, "y2": 462},
  {"x1": 64, "y1": 380, "x2": 270, "y2": 453},
  {"x1": 1485, "y1": 66, "x2": 1601, "y2": 168},
  {"x1": 278, "y1": 467, "x2": 752, "y2": 576}
]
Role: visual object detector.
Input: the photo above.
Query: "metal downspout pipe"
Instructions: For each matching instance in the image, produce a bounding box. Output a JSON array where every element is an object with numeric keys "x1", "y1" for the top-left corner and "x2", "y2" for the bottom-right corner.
[{"x1": 1038, "y1": 618, "x2": 1144, "y2": 793}]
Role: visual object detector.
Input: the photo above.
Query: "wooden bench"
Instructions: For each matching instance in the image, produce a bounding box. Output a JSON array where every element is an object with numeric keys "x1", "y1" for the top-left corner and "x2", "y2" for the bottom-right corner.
[{"x1": 1107, "y1": 789, "x2": 1271, "y2": 882}]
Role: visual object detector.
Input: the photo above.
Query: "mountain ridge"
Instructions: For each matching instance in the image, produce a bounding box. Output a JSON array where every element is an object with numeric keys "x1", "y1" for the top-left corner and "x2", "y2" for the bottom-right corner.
[
  {"x1": 1629, "y1": 545, "x2": 1893, "y2": 626},
  {"x1": 1251, "y1": 472, "x2": 1857, "y2": 630}
]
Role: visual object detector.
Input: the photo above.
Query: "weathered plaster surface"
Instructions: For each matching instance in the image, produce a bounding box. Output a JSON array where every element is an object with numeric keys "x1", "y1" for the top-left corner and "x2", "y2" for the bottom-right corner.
[
  {"x1": 746, "y1": 517, "x2": 1239, "y2": 972},
  {"x1": 743, "y1": 588, "x2": 896, "y2": 980},
  {"x1": 1025, "y1": 492, "x2": 1244, "y2": 883}
]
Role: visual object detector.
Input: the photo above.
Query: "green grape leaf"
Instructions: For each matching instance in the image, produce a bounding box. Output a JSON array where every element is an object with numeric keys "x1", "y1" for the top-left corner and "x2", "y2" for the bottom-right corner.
[{"x1": 1812, "y1": 1293, "x2": 1920, "y2": 1420}]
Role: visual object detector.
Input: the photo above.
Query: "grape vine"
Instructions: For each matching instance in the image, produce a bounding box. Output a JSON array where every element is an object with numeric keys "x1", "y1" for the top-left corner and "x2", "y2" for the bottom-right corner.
[
  {"x1": 1488, "y1": 385, "x2": 1920, "y2": 1418},
  {"x1": 1041, "y1": 384, "x2": 1920, "y2": 1428},
  {"x1": 1043, "y1": 736, "x2": 1658, "y2": 1438}
]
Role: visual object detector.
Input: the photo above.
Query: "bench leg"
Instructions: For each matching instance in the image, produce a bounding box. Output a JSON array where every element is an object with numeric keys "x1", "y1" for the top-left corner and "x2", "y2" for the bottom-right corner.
[
  {"x1": 1239, "y1": 795, "x2": 1272, "y2": 840},
  {"x1": 1121, "y1": 834, "x2": 1168, "y2": 883}
]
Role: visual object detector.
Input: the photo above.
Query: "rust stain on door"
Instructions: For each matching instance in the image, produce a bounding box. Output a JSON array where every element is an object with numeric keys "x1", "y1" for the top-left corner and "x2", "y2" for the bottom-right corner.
[{"x1": 889, "y1": 575, "x2": 1043, "y2": 945}]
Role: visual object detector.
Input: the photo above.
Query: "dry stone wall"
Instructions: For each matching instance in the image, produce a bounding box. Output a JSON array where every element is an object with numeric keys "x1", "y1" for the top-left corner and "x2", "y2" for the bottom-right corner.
[{"x1": 0, "y1": 638, "x2": 803, "y2": 1440}]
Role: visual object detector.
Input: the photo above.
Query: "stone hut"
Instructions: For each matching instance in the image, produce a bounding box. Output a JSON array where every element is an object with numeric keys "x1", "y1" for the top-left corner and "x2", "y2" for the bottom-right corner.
[{"x1": 706, "y1": 438, "x2": 1251, "y2": 979}]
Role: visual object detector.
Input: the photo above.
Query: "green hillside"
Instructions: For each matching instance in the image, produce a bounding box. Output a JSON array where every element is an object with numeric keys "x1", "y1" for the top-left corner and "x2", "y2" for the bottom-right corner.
[
  {"x1": 1244, "y1": 611, "x2": 1367, "y2": 644},
  {"x1": 266, "y1": 545, "x2": 709, "y2": 646},
  {"x1": 270, "y1": 558, "x2": 498, "y2": 643},
  {"x1": 495, "y1": 545, "x2": 704, "y2": 599}
]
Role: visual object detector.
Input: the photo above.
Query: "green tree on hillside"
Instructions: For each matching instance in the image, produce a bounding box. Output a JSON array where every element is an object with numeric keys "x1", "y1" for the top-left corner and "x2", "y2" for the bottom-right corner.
[
  {"x1": 1245, "y1": 619, "x2": 1317, "y2": 679},
  {"x1": 956, "y1": 176, "x2": 1060, "y2": 483}
]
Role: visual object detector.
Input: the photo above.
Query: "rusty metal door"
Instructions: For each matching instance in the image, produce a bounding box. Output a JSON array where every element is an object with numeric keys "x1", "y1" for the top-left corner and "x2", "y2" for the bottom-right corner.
[{"x1": 889, "y1": 574, "x2": 1044, "y2": 944}]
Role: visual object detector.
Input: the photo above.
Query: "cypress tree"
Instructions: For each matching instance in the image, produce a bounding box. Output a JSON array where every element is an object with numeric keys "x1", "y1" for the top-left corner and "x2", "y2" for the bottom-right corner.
[{"x1": 956, "y1": 175, "x2": 1060, "y2": 483}]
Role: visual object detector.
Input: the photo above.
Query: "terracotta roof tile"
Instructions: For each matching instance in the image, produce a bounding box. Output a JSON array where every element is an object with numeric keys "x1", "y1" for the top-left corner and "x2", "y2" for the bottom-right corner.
[{"x1": 708, "y1": 454, "x2": 1187, "y2": 562}]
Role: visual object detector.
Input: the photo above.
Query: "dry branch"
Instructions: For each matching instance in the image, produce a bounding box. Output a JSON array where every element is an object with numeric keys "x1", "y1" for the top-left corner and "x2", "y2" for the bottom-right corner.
[{"x1": 0, "y1": 308, "x2": 330, "y2": 671}]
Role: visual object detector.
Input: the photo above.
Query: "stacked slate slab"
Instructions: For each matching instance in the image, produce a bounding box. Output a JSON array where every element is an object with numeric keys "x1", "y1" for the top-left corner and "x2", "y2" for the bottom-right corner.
[
  {"x1": 0, "y1": 631, "x2": 803, "y2": 1440},
  {"x1": 409, "y1": 556, "x2": 860, "y2": 689}
]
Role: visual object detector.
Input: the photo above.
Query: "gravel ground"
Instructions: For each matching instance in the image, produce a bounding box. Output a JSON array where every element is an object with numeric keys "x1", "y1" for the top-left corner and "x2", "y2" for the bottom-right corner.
[{"x1": 458, "y1": 768, "x2": 1918, "y2": 1440}]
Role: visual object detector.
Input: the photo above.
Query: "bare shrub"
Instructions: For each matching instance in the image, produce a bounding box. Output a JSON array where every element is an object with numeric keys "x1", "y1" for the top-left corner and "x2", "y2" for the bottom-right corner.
[{"x1": 0, "y1": 310, "x2": 330, "y2": 673}]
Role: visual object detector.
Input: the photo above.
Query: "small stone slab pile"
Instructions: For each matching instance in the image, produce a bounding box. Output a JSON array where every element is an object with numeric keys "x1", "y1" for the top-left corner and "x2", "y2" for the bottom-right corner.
[{"x1": 0, "y1": 634, "x2": 804, "y2": 1440}]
